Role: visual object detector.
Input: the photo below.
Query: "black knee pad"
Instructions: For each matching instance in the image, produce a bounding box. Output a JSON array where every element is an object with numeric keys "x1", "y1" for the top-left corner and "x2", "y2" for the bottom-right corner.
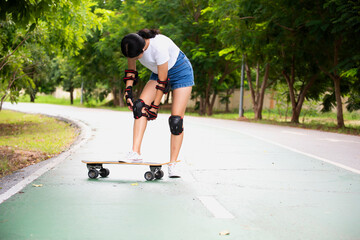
[
  {"x1": 169, "y1": 115, "x2": 183, "y2": 135},
  {"x1": 133, "y1": 99, "x2": 147, "y2": 119}
]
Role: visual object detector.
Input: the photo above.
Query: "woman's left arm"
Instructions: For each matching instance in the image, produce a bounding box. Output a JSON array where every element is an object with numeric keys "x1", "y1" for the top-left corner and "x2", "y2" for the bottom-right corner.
[
  {"x1": 153, "y1": 62, "x2": 168, "y2": 105},
  {"x1": 145, "y1": 62, "x2": 169, "y2": 120}
]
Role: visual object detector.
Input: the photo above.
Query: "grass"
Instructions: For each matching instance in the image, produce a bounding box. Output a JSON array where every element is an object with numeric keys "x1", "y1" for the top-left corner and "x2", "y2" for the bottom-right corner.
[
  {"x1": 0, "y1": 110, "x2": 79, "y2": 177},
  {"x1": 204, "y1": 109, "x2": 360, "y2": 135},
  {"x1": 18, "y1": 94, "x2": 106, "y2": 108}
]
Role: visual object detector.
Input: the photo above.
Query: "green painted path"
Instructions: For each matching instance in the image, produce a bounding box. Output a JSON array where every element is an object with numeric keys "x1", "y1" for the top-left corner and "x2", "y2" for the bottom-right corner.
[{"x1": 1, "y1": 103, "x2": 360, "y2": 240}]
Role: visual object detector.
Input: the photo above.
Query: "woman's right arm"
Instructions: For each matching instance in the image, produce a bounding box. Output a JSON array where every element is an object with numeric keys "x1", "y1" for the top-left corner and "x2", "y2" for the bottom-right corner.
[{"x1": 126, "y1": 58, "x2": 137, "y2": 85}]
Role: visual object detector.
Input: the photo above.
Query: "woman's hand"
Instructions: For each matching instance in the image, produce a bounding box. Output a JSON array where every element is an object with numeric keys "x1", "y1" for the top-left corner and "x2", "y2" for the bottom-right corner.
[
  {"x1": 124, "y1": 86, "x2": 134, "y2": 110},
  {"x1": 126, "y1": 98, "x2": 134, "y2": 111}
]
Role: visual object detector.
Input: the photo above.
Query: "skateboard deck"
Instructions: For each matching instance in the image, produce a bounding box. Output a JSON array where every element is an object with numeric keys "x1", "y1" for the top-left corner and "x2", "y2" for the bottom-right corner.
[
  {"x1": 82, "y1": 160, "x2": 170, "y2": 166},
  {"x1": 82, "y1": 160, "x2": 179, "y2": 181}
]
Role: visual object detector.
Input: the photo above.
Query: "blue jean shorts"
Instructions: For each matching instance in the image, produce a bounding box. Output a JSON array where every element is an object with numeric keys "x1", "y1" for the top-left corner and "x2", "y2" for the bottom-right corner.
[{"x1": 149, "y1": 51, "x2": 195, "y2": 90}]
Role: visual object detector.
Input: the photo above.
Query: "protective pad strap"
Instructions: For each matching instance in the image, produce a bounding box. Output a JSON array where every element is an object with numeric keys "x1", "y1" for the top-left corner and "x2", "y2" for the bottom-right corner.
[
  {"x1": 133, "y1": 99, "x2": 148, "y2": 119},
  {"x1": 150, "y1": 102, "x2": 159, "y2": 110},
  {"x1": 123, "y1": 69, "x2": 139, "y2": 85},
  {"x1": 169, "y1": 115, "x2": 183, "y2": 135},
  {"x1": 155, "y1": 78, "x2": 170, "y2": 94}
]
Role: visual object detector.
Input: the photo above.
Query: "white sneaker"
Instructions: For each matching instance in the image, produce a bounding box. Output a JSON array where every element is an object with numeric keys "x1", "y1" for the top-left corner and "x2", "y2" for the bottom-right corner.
[
  {"x1": 123, "y1": 151, "x2": 143, "y2": 163},
  {"x1": 168, "y1": 162, "x2": 181, "y2": 178}
]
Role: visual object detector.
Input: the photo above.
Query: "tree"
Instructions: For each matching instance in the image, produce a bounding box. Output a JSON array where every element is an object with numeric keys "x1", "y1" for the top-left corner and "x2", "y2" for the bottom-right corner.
[
  {"x1": 75, "y1": 0, "x2": 148, "y2": 106},
  {"x1": 309, "y1": 0, "x2": 360, "y2": 127},
  {"x1": 0, "y1": 0, "x2": 101, "y2": 109},
  {"x1": 0, "y1": 21, "x2": 34, "y2": 109},
  {"x1": 141, "y1": 0, "x2": 238, "y2": 115},
  {"x1": 0, "y1": 57, "x2": 32, "y2": 110},
  {"x1": 258, "y1": 0, "x2": 331, "y2": 124},
  {"x1": 205, "y1": 0, "x2": 276, "y2": 119}
]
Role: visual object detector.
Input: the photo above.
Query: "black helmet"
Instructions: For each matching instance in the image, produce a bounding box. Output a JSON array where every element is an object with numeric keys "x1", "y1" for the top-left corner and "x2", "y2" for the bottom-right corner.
[{"x1": 121, "y1": 33, "x2": 146, "y2": 58}]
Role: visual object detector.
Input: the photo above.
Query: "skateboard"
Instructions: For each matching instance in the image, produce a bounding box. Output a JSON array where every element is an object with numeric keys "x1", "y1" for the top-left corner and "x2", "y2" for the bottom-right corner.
[{"x1": 82, "y1": 160, "x2": 175, "y2": 181}]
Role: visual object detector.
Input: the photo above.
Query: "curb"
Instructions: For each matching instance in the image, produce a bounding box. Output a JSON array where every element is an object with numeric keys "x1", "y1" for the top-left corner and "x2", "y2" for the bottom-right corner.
[{"x1": 0, "y1": 113, "x2": 92, "y2": 204}]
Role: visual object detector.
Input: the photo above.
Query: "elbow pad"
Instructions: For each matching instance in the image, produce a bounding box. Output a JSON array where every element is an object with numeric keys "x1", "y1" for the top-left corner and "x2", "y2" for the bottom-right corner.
[
  {"x1": 156, "y1": 78, "x2": 170, "y2": 94},
  {"x1": 123, "y1": 69, "x2": 139, "y2": 85}
]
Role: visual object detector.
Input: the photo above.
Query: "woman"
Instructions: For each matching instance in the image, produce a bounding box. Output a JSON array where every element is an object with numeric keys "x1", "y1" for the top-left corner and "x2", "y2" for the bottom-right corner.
[{"x1": 121, "y1": 29, "x2": 194, "y2": 178}]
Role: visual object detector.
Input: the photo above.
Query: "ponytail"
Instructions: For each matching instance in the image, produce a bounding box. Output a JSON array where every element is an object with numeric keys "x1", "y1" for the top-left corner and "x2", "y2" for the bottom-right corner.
[{"x1": 137, "y1": 29, "x2": 160, "y2": 39}]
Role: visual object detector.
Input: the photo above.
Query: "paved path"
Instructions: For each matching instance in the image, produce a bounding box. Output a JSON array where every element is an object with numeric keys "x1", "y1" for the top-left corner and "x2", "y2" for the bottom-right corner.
[{"x1": 1, "y1": 102, "x2": 360, "y2": 240}]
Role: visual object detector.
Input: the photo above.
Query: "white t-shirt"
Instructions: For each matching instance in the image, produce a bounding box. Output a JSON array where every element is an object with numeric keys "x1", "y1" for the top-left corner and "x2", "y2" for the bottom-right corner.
[{"x1": 138, "y1": 34, "x2": 180, "y2": 74}]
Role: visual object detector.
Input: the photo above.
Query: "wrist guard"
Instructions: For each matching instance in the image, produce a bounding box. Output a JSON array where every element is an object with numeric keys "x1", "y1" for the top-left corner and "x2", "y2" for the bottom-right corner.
[
  {"x1": 124, "y1": 86, "x2": 133, "y2": 106},
  {"x1": 123, "y1": 69, "x2": 139, "y2": 86},
  {"x1": 145, "y1": 102, "x2": 159, "y2": 121}
]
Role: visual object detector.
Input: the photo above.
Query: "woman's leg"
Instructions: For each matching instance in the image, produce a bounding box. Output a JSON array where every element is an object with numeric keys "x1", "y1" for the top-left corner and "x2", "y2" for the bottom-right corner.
[
  {"x1": 170, "y1": 86, "x2": 192, "y2": 163},
  {"x1": 132, "y1": 80, "x2": 157, "y2": 155}
]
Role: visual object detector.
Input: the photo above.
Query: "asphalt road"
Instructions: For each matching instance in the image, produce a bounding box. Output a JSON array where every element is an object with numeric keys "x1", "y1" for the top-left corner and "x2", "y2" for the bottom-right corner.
[{"x1": 1, "y1": 102, "x2": 360, "y2": 240}]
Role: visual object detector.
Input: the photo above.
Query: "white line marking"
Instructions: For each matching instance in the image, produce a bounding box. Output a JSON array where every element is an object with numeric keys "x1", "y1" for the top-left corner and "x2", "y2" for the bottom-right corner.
[
  {"x1": 282, "y1": 130, "x2": 306, "y2": 136},
  {"x1": 200, "y1": 122, "x2": 360, "y2": 175},
  {"x1": 318, "y1": 138, "x2": 360, "y2": 144},
  {"x1": 198, "y1": 196, "x2": 234, "y2": 219}
]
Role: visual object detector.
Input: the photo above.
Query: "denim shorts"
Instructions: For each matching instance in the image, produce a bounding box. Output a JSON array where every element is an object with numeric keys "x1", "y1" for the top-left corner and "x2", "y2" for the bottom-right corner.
[{"x1": 149, "y1": 51, "x2": 195, "y2": 90}]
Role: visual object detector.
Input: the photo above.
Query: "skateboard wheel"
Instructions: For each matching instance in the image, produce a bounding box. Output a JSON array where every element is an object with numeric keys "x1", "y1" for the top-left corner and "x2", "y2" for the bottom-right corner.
[
  {"x1": 88, "y1": 169, "x2": 99, "y2": 179},
  {"x1": 155, "y1": 170, "x2": 164, "y2": 180},
  {"x1": 100, "y1": 168, "x2": 110, "y2": 177},
  {"x1": 144, "y1": 171, "x2": 155, "y2": 181}
]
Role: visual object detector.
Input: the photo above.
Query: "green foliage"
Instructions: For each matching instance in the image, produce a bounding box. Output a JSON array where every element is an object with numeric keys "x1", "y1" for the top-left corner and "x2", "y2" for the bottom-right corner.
[
  {"x1": 1, "y1": 0, "x2": 359, "y2": 123},
  {"x1": 0, "y1": 0, "x2": 101, "y2": 108}
]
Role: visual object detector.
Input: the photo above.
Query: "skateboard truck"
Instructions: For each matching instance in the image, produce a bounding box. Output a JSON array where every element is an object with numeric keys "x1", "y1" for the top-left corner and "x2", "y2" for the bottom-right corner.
[
  {"x1": 86, "y1": 164, "x2": 110, "y2": 179},
  {"x1": 145, "y1": 166, "x2": 164, "y2": 181}
]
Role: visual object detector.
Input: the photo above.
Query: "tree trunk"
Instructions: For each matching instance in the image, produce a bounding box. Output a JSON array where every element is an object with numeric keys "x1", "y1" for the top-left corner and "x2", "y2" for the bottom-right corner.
[
  {"x1": 254, "y1": 107, "x2": 262, "y2": 119},
  {"x1": 245, "y1": 60, "x2": 270, "y2": 120},
  {"x1": 204, "y1": 72, "x2": 214, "y2": 115},
  {"x1": 30, "y1": 91, "x2": 36, "y2": 103},
  {"x1": 282, "y1": 55, "x2": 316, "y2": 124},
  {"x1": 113, "y1": 77, "x2": 124, "y2": 107},
  {"x1": 282, "y1": 55, "x2": 299, "y2": 123},
  {"x1": 0, "y1": 95, "x2": 6, "y2": 111},
  {"x1": 291, "y1": 108, "x2": 301, "y2": 123},
  {"x1": 118, "y1": 88, "x2": 125, "y2": 107},
  {"x1": 256, "y1": 63, "x2": 269, "y2": 120},
  {"x1": 207, "y1": 92, "x2": 218, "y2": 116},
  {"x1": 70, "y1": 88, "x2": 74, "y2": 105},
  {"x1": 318, "y1": 38, "x2": 345, "y2": 128},
  {"x1": 208, "y1": 89, "x2": 218, "y2": 116},
  {"x1": 112, "y1": 87, "x2": 119, "y2": 106},
  {"x1": 225, "y1": 88, "x2": 234, "y2": 113},
  {"x1": 246, "y1": 62, "x2": 260, "y2": 120},
  {"x1": 283, "y1": 74, "x2": 317, "y2": 124},
  {"x1": 316, "y1": 67, "x2": 345, "y2": 126},
  {"x1": 333, "y1": 76, "x2": 344, "y2": 128},
  {"x1": 206, "y1": 104, "x2": 213, "y2": 116},
  {"x1": 332, "y1": 39, "x2": 344, "y2": 128},
  {"x1": 199, "y1": 97, "x2": 206, "y2": 115}
]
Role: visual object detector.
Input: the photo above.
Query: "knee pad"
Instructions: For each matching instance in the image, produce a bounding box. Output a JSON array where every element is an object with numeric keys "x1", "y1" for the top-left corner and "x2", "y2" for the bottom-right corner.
[
  {"x1": 169, "y1": 115, "x2": 183, "y2": 135},
  {"x1": 133, "y1": 99, "x2": 147, "y2": 119}
]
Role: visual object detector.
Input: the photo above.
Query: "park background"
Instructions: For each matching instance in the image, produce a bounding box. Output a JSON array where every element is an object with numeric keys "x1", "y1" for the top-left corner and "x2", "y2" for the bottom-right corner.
[
  {"x1": 1, "y1": 0, "x2": 359, "y2": 131},
  {"x1": 1, "y1": 2, "x2": 360, "y2": 239}
]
